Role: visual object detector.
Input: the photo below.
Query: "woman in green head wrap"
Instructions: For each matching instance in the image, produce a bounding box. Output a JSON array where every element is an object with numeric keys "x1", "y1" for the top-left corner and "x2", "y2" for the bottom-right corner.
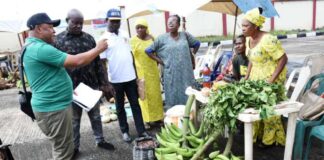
[{"x1": 242, "y1": 7, "x2": 288, "y2": 147}]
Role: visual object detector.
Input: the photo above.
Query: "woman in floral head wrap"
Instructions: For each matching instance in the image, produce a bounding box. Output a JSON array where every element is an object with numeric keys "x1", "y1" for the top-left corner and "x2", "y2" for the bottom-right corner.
[
  {"x1": 130, "y1": 18, "x2": 164, "y2": 128},
  {"x1": 242, "y1": 7, "x2": 288, "y2": 147}
]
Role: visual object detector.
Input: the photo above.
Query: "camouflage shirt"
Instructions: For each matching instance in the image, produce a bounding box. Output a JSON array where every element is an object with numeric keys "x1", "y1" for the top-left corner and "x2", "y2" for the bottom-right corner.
[{"x1": 54, "y1": 31, "x2": 108, "y2": 89}]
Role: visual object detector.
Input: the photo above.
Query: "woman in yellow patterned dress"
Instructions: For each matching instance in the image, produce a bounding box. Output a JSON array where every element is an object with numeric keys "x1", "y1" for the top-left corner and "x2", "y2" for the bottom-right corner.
[
  {"x1": 242, "y1": 8, "x2": 288, "y2": 146},
  {"x1": 130, "y1": 18, "x2": 164, "y2": 127}
]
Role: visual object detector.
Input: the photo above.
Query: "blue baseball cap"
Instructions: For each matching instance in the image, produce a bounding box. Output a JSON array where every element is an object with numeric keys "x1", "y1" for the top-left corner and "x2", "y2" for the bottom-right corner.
[
  {"x1": 27, "y1": 13, "x2": 60, "y2": 30},
  {"x1": 106, "y1": 8, "x2": 121, "y2": 20}
]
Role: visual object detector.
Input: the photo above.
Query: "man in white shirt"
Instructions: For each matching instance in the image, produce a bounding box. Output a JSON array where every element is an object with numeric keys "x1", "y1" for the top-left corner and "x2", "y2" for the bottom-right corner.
[{"x1": 100, "y1": 8, "x2": 148, "y2": 142}]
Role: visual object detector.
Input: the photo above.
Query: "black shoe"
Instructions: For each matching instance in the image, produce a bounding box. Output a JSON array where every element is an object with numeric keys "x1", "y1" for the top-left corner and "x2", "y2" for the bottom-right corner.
[
  {"x1": 122, "y1": 132, "x2": 132, "y2": 143},
  {"x1": 97, "y1": 141, "x2": 115, "y2": 150},
  {"x1": 72, "y1": 148, "x2": 79, "y2": 159},
  {"x1": 139, "y1": 131, "x2": 150, "y2": 138}
]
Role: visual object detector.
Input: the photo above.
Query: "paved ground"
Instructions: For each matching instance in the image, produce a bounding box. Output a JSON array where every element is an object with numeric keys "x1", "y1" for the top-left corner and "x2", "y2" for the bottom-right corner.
[
  {"x1": 0, "y1": 88, "x2": 142, "y2": 160},
  {"x1": 282, "y1": 36, "x2": 324, "y2": 74},
  {"x1": 0, "y1": 36, "x2": 324, "y2": 160}
]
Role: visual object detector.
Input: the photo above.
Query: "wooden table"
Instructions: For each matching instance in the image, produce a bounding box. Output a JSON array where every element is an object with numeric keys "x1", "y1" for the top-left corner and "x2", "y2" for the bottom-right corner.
[{"x1": 185, "y1": 87, "x2": 303, "y2": 160}]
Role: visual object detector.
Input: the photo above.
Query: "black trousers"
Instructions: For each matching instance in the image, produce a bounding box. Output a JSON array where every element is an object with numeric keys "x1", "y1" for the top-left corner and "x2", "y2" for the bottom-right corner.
[{"x1": 111, "y1": 79, "x2": 145, "y2": 135}]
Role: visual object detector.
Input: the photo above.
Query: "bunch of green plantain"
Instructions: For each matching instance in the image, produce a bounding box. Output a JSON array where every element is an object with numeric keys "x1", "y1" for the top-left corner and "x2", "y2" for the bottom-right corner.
[
  {"x1": 155, "y1": 121, "x2": 205, "y2": 160},
  {"x1": 208, "y1": 151, "x2": 241, "y2": 160}
]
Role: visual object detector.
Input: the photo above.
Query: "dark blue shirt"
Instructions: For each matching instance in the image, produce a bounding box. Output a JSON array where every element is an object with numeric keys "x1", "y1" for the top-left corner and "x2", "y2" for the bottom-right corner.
[{"x1": 55, "y1": 31, "x2": 108, "y2": 89}]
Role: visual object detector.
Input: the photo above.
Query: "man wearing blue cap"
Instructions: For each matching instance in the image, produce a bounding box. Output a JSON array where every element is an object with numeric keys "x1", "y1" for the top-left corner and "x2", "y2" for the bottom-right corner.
[
  {"x1": 100, "y1": 8, "x2": 148, "y2": 142},
  {"x1": 24, "y1": 12, "x2": 108, "y2": 159}
]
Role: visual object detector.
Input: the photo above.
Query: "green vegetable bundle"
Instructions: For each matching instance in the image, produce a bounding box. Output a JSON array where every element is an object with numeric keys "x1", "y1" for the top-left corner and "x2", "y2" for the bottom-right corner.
[{"x1": 203, "y1": 80, "x2": 287, "y2": 135}]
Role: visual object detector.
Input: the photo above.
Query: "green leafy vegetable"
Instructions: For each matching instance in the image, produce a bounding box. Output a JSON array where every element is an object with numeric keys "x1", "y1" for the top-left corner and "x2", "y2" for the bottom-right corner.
[{"x1": 203, "y1": 80, "x2": 287, "y2": 136}]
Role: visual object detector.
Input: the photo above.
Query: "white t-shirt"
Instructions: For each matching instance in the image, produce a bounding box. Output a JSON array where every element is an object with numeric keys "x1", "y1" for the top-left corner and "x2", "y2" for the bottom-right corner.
[{"x1": 99, "y1": 30, "x2": 136, "y2": 83}]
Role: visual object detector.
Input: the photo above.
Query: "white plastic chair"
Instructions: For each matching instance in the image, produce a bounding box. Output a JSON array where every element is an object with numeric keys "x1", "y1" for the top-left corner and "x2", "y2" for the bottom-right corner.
[
  {"x1": 288, "y1": 66, "x2": 311, "y2": 102},
  {"x1": 285, "y1": 66, "x2": 311, "y2": 101},
  {"x1": 283, "y1": 66, "x2": 311, "y2": 117},
  {"x1": 195, "y1": 45, "x2": 213, "y2": 69},
  {"x1": 286, "y1": 54, "x2": 324, "y2": 88},
  {"x1": 194, "y1": 43, "x2": 232, "y2": 79},
  {"x1": 209, "y1": 44, "x2": 232, "y2": 69},
  {"x1": 285, "y1": 68, "x2": 299, "y2": 92},
  {"x1": 194, "y1": 45, "x2": 214, "y2": 79},
  {"x1": 303, "y1": 54, "x2": 324, "y2": 77}
]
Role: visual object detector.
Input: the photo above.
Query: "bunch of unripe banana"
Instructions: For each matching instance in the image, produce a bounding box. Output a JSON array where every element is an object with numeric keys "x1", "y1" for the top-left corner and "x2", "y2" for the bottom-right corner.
[
  {"x1": 154, "y1": 121, "x2": 205, "y2": 160},
  {"x1": 154, "y1": 121, "x2": 241, "y2": 160},
  {"x1": 208, "y1": 151, "x2": 241, "y2": 160}
]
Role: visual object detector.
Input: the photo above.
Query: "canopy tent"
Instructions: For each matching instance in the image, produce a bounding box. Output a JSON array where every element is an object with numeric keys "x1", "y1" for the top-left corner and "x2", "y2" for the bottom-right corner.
[
  {"x1": 0, "y1": 0, "x2": 279, "y2": 49},
  {"x1": 0, "y1": 21, "x2": 26, "y2": 33},
  {"x1": 197, "y1": 0, "x2": 279, "y2": 30},
  {"x1": 124, "y1": 0, "x2": 242, "y2": 19},
  {"x1": 0, "y1": 0, "x2": 124, "y2": 33},
  {"x1": 0, "y1": 0, "x2": 279, "y2": 33},
  {"x1": 125, "y1": 0, "x2": 211, "y2": 19},
  {"x1": 124, "y1": 0, "x2": 241, "y2": 37},
  {"x1": 0, "y1": 0, "x2": 126, "y2": 50},
  {"x1": 233, "y1": 0, "x2": 279, "y2": 18},
  {"x1": 198, "y1": 0, "x2": 242, "y2": 15},
  {"x1": 123, "y1": 0, "x2": 241, "y2": 36},
  {"x1": 123, "y1": 0, "x2": 242, "y2": 40},
  {"x1": 124, "y1": 0, "x2": 165, "y2": 19},
  {"x1": 199, "y1": 0, "x2": 278, "y2": 45},
  {"x1": 198, "y1": 0, "x2": 279, "y2": 17}
]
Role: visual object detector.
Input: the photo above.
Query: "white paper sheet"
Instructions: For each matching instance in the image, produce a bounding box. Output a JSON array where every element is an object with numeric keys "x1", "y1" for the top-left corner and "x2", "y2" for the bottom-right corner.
[{"x1": 73, "y1": 83, "x2": 102, "y2": 112}]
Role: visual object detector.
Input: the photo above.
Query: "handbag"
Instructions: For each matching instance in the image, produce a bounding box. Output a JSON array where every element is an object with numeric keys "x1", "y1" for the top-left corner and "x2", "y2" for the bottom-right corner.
[
  {"x1": 298, "y1": 74, "x2": 324, "y2": 120},
  {"x1": 137, "y1": 78, "x2": 145, "y2": 101},
  {"x1": 184, "y1": 32, "x2": 196, "y2": 70},
  {"x1": 130, "y1": 49, "x2": 146, "y2": 101},
  {"x1": 18, "y1": 43, "x2": 35, "y2": 121}
]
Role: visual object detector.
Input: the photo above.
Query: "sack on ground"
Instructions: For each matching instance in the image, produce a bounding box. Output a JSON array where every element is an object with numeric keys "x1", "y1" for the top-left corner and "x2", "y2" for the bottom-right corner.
[
  {"x1": 137, "y1": 79, "x2": 145, "y2": 101},
  {"x1": 164, "y1": 105, "x2": 194, "y2": 128},
  {"x1": 18, "y1": 91, "x2": 35, "y2": 121},
  {"x1": 299, "y1": 79, "x2": 324, "y2": 120}
]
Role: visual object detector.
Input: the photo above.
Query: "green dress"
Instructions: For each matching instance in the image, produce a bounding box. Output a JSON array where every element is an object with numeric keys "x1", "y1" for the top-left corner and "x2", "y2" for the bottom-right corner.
[
  {"x1": 246, "y1": 34, "x2": 287, "y2": 146},
  {"x1": 147, "y1": 32, "x2": 199, "y2": 108}
]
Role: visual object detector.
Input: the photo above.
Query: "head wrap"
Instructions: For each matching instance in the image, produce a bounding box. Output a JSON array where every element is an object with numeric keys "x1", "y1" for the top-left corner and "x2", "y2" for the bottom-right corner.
[
  {"x1": 243, "y1": 8, "x2": 266, "y2": 28},
  {"x1": 135, "y1": 18, "x2": 150, "y2": 34}
]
